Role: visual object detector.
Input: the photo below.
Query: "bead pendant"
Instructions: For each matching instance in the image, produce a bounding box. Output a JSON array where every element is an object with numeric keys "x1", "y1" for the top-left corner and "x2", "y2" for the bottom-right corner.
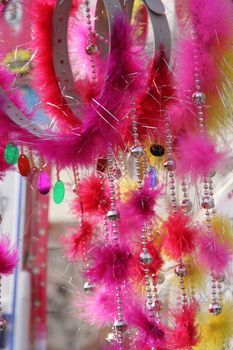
[
  {"x1": 4, "y1": 143, "x2": 19, "y2": 164},
  {"x1": 37, "y1": 171, "x2": 51, "y2": 195},
  {"x1": 18, "y1": 154, "x2": 30, "y2": 177},
  {"x1": 53, "y1": 180, "x2": 65, "y2": 204}
]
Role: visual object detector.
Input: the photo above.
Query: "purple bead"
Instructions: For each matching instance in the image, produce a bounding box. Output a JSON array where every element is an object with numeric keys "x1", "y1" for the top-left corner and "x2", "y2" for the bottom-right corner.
[{"x1": 37, "y1": 171, "x2": 51, "y2": 195}]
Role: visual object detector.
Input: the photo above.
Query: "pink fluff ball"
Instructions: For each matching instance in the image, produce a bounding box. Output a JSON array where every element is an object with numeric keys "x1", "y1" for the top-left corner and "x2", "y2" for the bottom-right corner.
[{"x1": 0, "y1": 236, "x2": 18, "y2": 275}]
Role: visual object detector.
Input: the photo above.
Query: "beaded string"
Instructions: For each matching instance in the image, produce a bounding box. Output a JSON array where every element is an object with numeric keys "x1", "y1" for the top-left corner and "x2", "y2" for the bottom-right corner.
[
  {"x1": 84, "y1": 0, "x2": 98, "y2": 84},
  {"x1": 190, "y1": 22, "x2": 223, "y2": 315},
  {"x1": 107, "y1": 148, "x2": 126, "y2": 349}
]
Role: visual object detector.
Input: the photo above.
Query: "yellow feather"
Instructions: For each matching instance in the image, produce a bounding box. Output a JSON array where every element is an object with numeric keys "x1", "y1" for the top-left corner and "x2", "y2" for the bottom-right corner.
[
  {"x1": 194, "y1": 303, "x2": 233, "y2": 350},
  {"x1": 211, "y1": 215, "x2": 233, "y2": 247}
]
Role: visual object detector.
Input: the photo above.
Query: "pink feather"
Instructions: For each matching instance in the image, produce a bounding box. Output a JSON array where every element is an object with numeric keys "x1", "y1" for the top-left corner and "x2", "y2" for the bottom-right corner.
[
  {"x1": 161, "y1": 210, "x2": 198, "y2": 260},
  {"x1": 168, "y1": 302, "x2": 200, "y2": 349},
  {"x1": 0, "y1": 236, "x2": 18, "y2": 275},
  {"x1": 0, "y1": 141, "x2": 12, "y2": 179},
  {"x1": 72, "y1": 174, "x2": 110, "y2": 215},
  {"x1": 76, "y1": 287, "x2": 117, "y2": 327},
  {"x1": 84, "y1": 243, "x2": 132, "y2": 287},
  {"x1": 60, "y1": 220, "x2": 94, "y2": 261},
  {"x1": 126, "y1": 301, "x2": 168, "y2": 348},
  {"x1": 197, "y1": 233, "x2": 231, "y2": 274},
  {"x1": 175, "y1": 133, "x2": 226, "y2": 180}
]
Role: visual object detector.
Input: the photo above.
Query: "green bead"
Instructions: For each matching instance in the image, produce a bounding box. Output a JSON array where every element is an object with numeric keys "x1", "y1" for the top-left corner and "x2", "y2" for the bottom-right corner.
[
  {"x1": 4, "y1": 143, "x2": 19, "y2": 164},
  {"x1": 53, "y1": 180, "x2": 65, "y2": 204}
]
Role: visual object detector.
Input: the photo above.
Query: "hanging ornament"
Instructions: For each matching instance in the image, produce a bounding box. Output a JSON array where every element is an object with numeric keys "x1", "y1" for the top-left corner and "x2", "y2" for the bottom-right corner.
[
  {"x1": 37, "y1": 170, "x2": 51, "y2": 195},
  {"x1": 4, "y1": 143, "x2": 19, "y2": 164},
  {"x1": 18, "y1": 154, "x2": 30, "y2": 177},
  {"x1": 53, "y1": 180, "x2": 65, "y2": 204}
]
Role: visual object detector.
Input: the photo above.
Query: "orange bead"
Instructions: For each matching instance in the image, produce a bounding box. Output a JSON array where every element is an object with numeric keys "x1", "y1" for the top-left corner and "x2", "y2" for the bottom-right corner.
[{"x1": 18, "y1": 154, "x2": 30, "y2": 177}]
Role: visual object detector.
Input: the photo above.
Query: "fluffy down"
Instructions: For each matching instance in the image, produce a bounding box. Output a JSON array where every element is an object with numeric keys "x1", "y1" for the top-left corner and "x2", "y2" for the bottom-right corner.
[
  {"x1": 60, "y1": 221, "x2": 94, "y2": 261},
  {"x1": 162, "y1": 210, "x2": 198, "y2": 260},
  {"x1": 168, "y1": 302, "x2": 200, "y2": 349},
  {"x1": 197, "y1": 233, "x2": 231, "y2": 274},
  {"x1": 0, "y1": 236, "x2": 18, "y2": 275},
  {"x1": 72, "y1": 175, "x2": 110, "y2": 215},
  {"x1": 76, "y1": 287, "x2": 116, "y2": 327},
  {"x1": 175, "y1": 133, "x2": 226, "y2": 180},
  {"x1": 84, "y1": 243, "x2": 132, "y2": 286}
]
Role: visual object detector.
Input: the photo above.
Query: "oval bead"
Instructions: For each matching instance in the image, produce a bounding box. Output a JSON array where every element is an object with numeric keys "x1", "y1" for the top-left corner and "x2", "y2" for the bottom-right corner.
[
  {"x1": 18, "y1": 154, "x2": 30, "y2": 177},
  {"x1": 37, "y1": 171, "x2": 51, "y2": 195},
  {"x1": 53, "y1": 180, "x2": 65, "y2": 204},
  {"x1": 4, "y1": 143, "x2": 19, "y2": 164}
]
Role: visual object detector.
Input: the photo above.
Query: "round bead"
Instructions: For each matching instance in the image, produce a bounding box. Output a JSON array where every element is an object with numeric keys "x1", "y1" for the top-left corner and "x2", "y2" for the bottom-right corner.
[
  {"x1": 18, "y1": 154, "x2": 30, "y2": 177},
  {"x1": 164, "y1": 159, "x2": 176, "y2": 171},
  {"x1": 4, "y1": 143, "x2": 19, "y2": 164},
  {"x1": 107, "y1": 209, "x2": 120, "y2": 220},
  {"x1": 53, "y1": 180, "x2": 65, "y2": 204},
  {"x1": 150, "y1": 144, "x2": 165, "y2": 157},
  {"x1": 114, "y1": 319, "x2": 127, "y2": 332},
  {"x1": 105, "y1": 333, "x2": 116, "y2": 344},
  {"x1": 85, "y1": 43, "x2": 98, "y2": 55},
  {"x1": 140, "y1": 251, "x2": 153, "y2": 265},
  {"x1": 130, "y1": 145, "x2": 144, "y2": 158},
  {"x1": 180, "y1": 199, "x2": 193, "y2": 213},
  {"x1": 192, "y1": 91, "x2": 206, "y2": 105},
  {"x1": 209, "y1": 302, "x2": 222, "y2": 316},
  {"x1": 175, "y1": 264, "x2": 188, "y2": 277},
  {"x1": 201, "y1": 196, "x2": 215, "y2": 210},
  {"x1": 0, "y1": 318, "x2": 7, "y2": 331},
  {"x1": 83, "y1": 281, "x2": 95, "y2": 293},
  {"x1": 37, "y1": 171, "x2": 51, "y2": 195}
]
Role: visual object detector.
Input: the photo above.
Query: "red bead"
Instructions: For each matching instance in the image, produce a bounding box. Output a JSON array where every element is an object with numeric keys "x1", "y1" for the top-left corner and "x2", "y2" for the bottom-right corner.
[{"x1": 18, "y1": 154, "x2": 30, "y2": 177}]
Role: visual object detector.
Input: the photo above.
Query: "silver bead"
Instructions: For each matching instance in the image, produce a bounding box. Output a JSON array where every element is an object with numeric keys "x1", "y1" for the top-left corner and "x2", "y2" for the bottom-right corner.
[
  {"x1": 107, "y1": 209, "x2": 120, "y2": 220},
  {"x1": 201, "y1": 196, "x2": 215, "y2": 209},
  {"x1": 130, "y1": 145, "x2": 144, "y2": 158},
  {"x1": 83, "y1": 281, "x2": 95, "y2": 293},
  {"x1": 180, "y1": 199, "x2": 193, "y2": 213},
  {"x1": 164, "y1": 159, "x2": 176, "y2": 171},
  {"x1": 0, "y1": 318, "x2": 7, "y2": 331},
  {"x1": 175, "y1": 264, "x2": 188, "y2": 277},
  {"x1": 140, "y1": 251, "x2": 153, "y2": 265},
  {"x1": 192, "y1": 91, "x2": 206, "y2": 105},
  {"x1": 209, "y1": 302, "x2": 222, "y2": 315},
  {"x1": 105, "y1": 332, "x2": 116, "y2": 343},
  {"x1": 85, "y1": 43, "x2": 98, "y2": 55},
  {"x1": 114, "y1": 319, "x2": 127, "y2": 332}
]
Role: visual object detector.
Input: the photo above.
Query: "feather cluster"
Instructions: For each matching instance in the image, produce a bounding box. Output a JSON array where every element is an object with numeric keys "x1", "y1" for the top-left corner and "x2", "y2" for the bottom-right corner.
[
  {"x1": 175, "y1": 133, "x2": 225, "y2": 180},
  {"x1": 84, "y1": 243, "x2": 132, "y2": 287},
  {"x1": 60, "y1": 220, "x2": 94, "y2": 261},
  {"x1": 168, "y1": 302, "x2": 200, "y2": 349},
  {"x1": 162, "y1": 210, "x2": 198, "y2": 259},
  {"x1": 0, "y1": 236, "x2": 18, "y2": 275},
  {"x1": 72, "y1": 174, "x2": 110, "y2": 215}
]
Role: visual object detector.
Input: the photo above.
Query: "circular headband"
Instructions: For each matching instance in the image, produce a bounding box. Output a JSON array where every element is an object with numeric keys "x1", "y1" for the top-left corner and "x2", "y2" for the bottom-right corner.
[{"x1": 0, "y1": 0, "x2": 171, "y2": 137}]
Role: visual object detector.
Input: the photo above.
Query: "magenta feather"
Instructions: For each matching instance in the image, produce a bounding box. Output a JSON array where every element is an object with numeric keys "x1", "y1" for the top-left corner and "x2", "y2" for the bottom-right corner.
[
  {"x1": 0, "y1": 236, "x2": 18, "y2": 275},
  {"x1": 84, "y1": 243, "x2": 132, "y2": 287},
  {"x1": 118, "y1": 182, "x2": 162, "y2": 237},
  {"x1": 197, "y1": 233, "x2": 231, "y2": 274},
  {"x1": 175, "y1": 133, "x2": 226, "y2": 180},
  {"x1": 126, "y1": 301, "x2": 168, "y2": 348}
]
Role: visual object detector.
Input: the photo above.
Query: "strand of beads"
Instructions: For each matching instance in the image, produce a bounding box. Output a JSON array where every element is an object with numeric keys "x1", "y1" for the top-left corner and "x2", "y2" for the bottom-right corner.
[
  {"x1": 107, "y1": 148, "x2": 127, "y2": 349},
  {"x1": 190, "y1": 22, "x2": 223, "y2": 316},
  {"x1": 181, "y1": 179, "x2": 192, "y2": 214},
  {"x1": 164, "y1": 112, "x2": 177, "y2": 212},
  {"x1": 84, "y1": 0, "x2": 98, "y2": 84}
]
